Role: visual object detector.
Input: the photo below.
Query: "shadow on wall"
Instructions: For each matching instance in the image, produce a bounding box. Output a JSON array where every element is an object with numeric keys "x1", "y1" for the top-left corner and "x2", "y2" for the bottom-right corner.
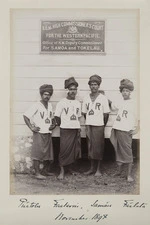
[{"x1": 11, "y1": 136, "x2": 140, "y2": 174}]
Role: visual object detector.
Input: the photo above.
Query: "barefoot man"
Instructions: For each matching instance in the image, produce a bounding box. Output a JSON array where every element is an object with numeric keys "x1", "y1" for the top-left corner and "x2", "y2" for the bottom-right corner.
[
  {"x1": 110, "y1": 79, "x2": 139, "y2": 182},
  {"x1": 82, "y1": 75, "x2": 110, "y2": 176},
  {"x1": 23, "y1": 84, "x2": 55, "y2": 179},
  {"x1": 55, "y1": 77, "x2": 82, "y2": 179}
]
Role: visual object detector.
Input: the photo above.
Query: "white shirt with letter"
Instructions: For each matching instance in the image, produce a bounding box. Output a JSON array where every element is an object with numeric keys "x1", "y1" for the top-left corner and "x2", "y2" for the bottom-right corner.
[
  {"x1": 112, "y1": 99, "x2": 138, "y2": 131},
  {"x1": 82, "y1": 93, "x2": 110, "y2": 126},
  {"x1": 55, "y1": 98, "x2": 81, "y2": 129},
  {"x1": 24, "y1": 102, "x2": 53, "y2": 133}
]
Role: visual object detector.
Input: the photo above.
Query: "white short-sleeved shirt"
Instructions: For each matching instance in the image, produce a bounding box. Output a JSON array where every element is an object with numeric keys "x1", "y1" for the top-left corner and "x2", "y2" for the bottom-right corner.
[
  {"x1": 24, "y1": 102, "x2": 53, "y2": 133},
  {"x1": 55, "y1": 98, "x2": 81, "y2": 129},
  {"x1": 82, "y1": 93, "x2": 110, "y2": 126},
  {"x1": 112, "y1": 99, "x2": 138, "y2": 131}
]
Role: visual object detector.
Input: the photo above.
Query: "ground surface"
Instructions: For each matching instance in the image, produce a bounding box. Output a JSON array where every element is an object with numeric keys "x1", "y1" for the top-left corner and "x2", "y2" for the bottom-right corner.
[{"x1": 10, "y1": 160, "x2": 139, "y2": 195}]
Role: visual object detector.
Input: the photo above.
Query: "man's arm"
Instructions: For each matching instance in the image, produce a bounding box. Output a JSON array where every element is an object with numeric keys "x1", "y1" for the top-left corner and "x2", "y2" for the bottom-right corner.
[
  {"x1": 49, "y1": 118, "x2": 57, "y2": 130},
  {"x1": 82, "y1": 112, "x2": 86, "y2": 120},
  {"x1": 108, "y1": 99, "x2": 112, "y2": 108},
  {"x1": 129, "y1": 120, "x2": 140, "y2": 136},
  {"x1": 108, "y1": 99, "x2": 119, "y2": 112},
  {"x1": 104, "y1": 113, "x2": 109, "y2": 126},
  {"x1": 23, "y1": 115, "x2": 40, "y2": 132},
  {"x1": 54, "y1": 116, "x2": 61, "y2": 126}
]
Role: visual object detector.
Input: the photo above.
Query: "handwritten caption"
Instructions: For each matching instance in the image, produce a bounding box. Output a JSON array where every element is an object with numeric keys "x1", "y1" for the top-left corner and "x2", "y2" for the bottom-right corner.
[{"x1": 18, "y1": 198, "x2": 147, "y2": 222}]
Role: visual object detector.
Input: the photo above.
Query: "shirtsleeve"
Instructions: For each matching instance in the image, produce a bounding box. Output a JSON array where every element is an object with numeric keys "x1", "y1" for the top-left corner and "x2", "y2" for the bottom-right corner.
[
  {"x1": 78, "y1": 102, "x2": 82, "y2": 117},
  {"x1": 55, "y1": 101, "x2": 63, "y2": 117},
  {"x1": 133, "y1": 101, "x2": 139, "y2": 125},
  {"x1": 103, "y1": 96, "x2": 110, "y2": 113},
  {"x1": 23, "y1": 103, "x2": 38, "y2": 119},
  {"x1": 110, "y1": 99, "x2": 122, "y2": 111},
  {"x1": 82, "y1": 98, "x2": 87, "y2": 114},
  {"x1": 111, "y1": 102, "x2": 119, "y2": 111}
]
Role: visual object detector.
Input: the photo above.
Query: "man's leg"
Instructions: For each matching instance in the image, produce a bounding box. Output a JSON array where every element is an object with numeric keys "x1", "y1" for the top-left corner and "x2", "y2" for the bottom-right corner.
[
  {"x1": 114, "y1": 162, "x2": 123, "y2": 176},
  {"x1": 58, "y1": 166, "x2": 65, "y2": 180},
  {"x1": 127, "y1": 163, "x2": 134, "y2": 182},
  {"x1": 94, "y1": 160, "x2": 102, "y2": 177},
  {"x1": 84, "y1": 159, "x2": 95, "y2": 175},
  {"x1": 33, "y1": 159, "x2": 40, "y2": 174},
  {"x1": 33, "y1": 159, "x2": 46, "y2": 180},
  {"x1": 118, "y1": 162, "x2": 123, "y2": 174},
  {"x1": 41, "y1": 160, "x2": 54, "y2": 176}
]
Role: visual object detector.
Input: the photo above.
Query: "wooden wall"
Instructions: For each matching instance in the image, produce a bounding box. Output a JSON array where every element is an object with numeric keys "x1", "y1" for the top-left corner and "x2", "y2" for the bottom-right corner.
[{"x1": 11, "y1": 9, "x2": 139, "y2": 138}]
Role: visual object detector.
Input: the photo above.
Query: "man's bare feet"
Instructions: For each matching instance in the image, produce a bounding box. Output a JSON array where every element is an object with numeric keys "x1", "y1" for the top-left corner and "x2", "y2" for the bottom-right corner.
[
  {"x1": 127, "y1": 176, "x2": 134, "y2": 182},
  {"x1": 84, "y1": 169, "x2": 95, "y2": 175},
  {"x1": 113, "y1": 171, "x2": 121, "y2": 177},
  {"x1": 67, "y1": 168, "x2": 79, "y2": 175},
  {"x1": 34, "y1": 173, "x2": 46, "y2": 180},
  {"x1": 57, "y1": 173, "x2": 64, "y2": 180},
  {"x1": 94, "y1": 171, "x2": 102, "y2": 177},
  {"x1": 41, "y1": 171, "x2": 54, "y2": 176}
]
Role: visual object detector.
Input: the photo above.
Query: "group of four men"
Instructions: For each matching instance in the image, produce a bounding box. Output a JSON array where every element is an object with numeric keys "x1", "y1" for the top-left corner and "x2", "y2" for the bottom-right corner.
[{"x1": 23, "y1": 75, "x2": 138, "y2": 182}]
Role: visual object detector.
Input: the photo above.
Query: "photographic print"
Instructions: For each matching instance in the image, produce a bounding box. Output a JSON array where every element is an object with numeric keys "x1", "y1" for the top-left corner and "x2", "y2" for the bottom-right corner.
[
  {"x1": 10, "y1": 8, "x2": 140, "y2": 195},
  {"x1": 1, "y1": 1, "x2": 150, "y2": 225}
]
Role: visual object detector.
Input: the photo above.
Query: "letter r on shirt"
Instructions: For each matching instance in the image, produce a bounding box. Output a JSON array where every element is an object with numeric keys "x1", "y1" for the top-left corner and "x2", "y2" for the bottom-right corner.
[{"x1": 122, "y1": 110, "x2": 128, "y2": 118}]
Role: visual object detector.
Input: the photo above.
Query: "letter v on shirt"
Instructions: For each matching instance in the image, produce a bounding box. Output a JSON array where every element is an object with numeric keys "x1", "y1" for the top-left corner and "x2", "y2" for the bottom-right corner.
[{"x1": 55, "y1": 98, "x2": 81, "y2": 129}]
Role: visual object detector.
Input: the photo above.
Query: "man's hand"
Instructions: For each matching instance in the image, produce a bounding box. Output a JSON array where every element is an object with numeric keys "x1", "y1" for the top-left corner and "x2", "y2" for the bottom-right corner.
[
  {"x1": 54, "y1": 116, "x2": 61, "y2": 126},
  {"x1": 23, "y1": 116, "x2": 40, "y2": 133},
  {"x1": 104, "y1": 113, "x2": 109, "y2": 126},
  {"x1": 129, "y1": 128, "x2": 138, "y2": 136},
  {"x1": 31, "y1": 125, "x2": 40, "y2": 132},
  {"x1": 129, "y1": 121, "x2": 140, "y2": 136},
  {"x1": 49, "y1": 124, "x2": 56, "y2": 130}
]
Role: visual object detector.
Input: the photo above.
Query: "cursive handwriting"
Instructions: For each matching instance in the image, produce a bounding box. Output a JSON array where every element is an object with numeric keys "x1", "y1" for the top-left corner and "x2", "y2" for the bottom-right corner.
[
  {"x1": 91, "y1": 200, "x2": 112, "y2": 208},
  {"x1": 123, "y1": 200, "x2": 147, "y2": 208},
  {"x1": 55, "y1": 212, "x2": 88, "y2": 221},
  {"x1": 92, "y1": 213, "x2": 108, "y2": 222},
  {"x1": 18, "y1": 198, "x2": 40, "y2": 208},
  {"x1": 53, "y1": 199, "x2": 79, "y2": 208},
  {"x1": 55, "y1": 212, "x2": 108, "y2": 222}
]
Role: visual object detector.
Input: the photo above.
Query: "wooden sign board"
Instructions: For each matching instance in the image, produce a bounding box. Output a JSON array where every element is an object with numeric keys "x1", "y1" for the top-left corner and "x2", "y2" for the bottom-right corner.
[{"x1": 41, "y1": 21, "x2": 105, "y2": 54}]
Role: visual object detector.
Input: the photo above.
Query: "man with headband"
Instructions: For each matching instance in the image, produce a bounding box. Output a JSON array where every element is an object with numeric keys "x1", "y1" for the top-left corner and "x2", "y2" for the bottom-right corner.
[
  {"x1": 55, "y1": 77, "x2": 81, "y2": 180},
  {"x1": 110, "y1": 79, "x2": 139, "y2": 182},
  {"x1": 23, "y1": 84, "x2": 56, "y2": 180},
  {"x1": 82, "y1": 75, "x2": 110, "y2": 176}
]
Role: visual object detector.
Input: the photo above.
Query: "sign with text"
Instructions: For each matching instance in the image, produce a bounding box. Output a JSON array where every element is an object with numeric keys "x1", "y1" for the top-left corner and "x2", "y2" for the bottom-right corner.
[{"x1": 40, "y1": 21, "x2": 105, "y2": 53}]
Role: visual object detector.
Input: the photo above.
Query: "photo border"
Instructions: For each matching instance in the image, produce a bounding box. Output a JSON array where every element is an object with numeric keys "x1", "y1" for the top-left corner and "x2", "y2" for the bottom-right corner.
[{"x1": 0, "y1": 0, "x2": 150, "y2": 224}]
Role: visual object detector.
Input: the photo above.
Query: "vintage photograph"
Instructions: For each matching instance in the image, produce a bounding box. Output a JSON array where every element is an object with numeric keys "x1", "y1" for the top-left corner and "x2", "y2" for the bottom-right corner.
[{"x1": 10, "y1": 8, "x2": 140, "y2": 195}]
